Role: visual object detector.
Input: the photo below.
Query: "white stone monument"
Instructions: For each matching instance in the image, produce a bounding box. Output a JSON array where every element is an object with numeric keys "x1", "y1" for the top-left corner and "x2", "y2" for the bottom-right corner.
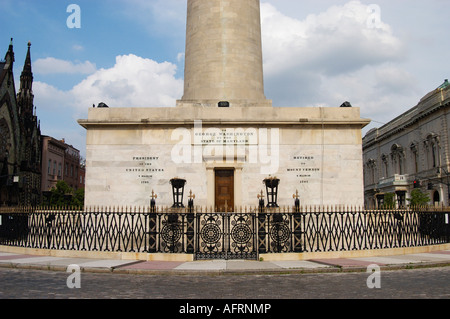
[{"x1": 79, "y1": 0, "x2": 370, "y2": 209}]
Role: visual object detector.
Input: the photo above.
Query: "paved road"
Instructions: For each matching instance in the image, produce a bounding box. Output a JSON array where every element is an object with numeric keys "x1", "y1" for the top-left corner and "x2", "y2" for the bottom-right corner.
[{"x1": 0, "y1": 266, "x2": 449, "y2": 300}]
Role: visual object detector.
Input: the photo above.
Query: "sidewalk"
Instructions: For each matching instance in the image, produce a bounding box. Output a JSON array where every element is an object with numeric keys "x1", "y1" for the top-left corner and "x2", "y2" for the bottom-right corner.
[{"x1": 1, "y1": 249, "x2": 449, "y2": 275}]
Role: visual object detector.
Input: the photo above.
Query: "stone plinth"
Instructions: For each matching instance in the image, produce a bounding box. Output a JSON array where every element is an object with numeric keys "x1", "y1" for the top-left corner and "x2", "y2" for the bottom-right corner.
[{"x1": 79, "y1": 106, "x2": 370, "y2": 208}]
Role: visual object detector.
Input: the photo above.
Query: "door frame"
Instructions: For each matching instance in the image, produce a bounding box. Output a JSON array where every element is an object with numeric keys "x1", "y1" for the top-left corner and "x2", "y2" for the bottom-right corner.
[
  {"x1": 214, "y1": 168, "x2": 235, "y2": 210},
  {"x1": 206, "y1": 164, "x2": 243, "y2": 208}
]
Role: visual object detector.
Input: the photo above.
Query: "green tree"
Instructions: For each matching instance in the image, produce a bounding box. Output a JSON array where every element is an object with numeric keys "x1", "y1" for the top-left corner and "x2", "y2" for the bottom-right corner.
[
  {"x1": 44, "y1": 181, "x2": 84, "y2": 209},
  {"x1": 72, "y1": 187, "x2": 85, "y2": 208},
  {"x1": 382, "y1": 193, "x2": 396, "y2": 209},
  {"x1": 407, "y1": 189, "x2": 430, "y2": 208}
]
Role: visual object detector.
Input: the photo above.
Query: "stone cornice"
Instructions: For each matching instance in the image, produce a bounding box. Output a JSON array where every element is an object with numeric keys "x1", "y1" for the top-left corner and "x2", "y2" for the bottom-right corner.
[
  {"x1": 363, "y1": 88, "x2": 450, "y2": 150},
  {"x1": 78, "y1": 119, "x2": 371, "y2": 129},
  {"x1": 78, "y1": 106, "x2": 371, "y2": 129}
]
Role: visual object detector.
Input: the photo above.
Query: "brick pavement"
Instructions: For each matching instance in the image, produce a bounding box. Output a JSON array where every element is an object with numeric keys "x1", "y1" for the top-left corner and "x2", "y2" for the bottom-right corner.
[
  {"x1": 0, "y1": 266, "x2": 449, "y2": 300},
  {"x1": 1, "y1": 250, "x2": 449, "y2": 274}
]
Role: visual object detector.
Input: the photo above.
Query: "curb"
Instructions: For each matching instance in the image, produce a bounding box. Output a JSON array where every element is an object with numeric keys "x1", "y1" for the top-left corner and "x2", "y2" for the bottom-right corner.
[{"x1": 1, "y1": 260, "x2": 449, "y2": 276}]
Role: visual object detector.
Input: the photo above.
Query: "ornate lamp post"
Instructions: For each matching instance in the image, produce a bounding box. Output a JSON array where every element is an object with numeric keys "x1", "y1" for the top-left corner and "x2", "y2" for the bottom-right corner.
[
  {"x1": 188, "y1": 190, "x2": 195, "y2": 213},
  {"x1": 150, "y1": 190, "x2": 157, "y2": 212},
  {"x1": 170, "y1": 178, "x2": 186, "y2": 208},
  {"x1": 263, "y1": 177, "x2": 280, "y2": 208},
  {"x1": 293, "y1": 190, "x2": 300, "y2": 213},
  {"x1": 257, "y1": 190, "x2": 265, "y2": 213}
]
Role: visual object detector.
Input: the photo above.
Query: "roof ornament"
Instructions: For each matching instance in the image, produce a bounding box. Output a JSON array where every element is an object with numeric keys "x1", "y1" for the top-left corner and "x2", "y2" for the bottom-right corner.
[{"x1": 437, "y1": 79, "x2": 449, "y2": 90}]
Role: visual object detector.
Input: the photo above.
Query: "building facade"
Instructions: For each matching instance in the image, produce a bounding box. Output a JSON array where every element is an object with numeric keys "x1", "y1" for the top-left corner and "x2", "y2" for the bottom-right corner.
[
  {"x1": 41, "y1": 136, "x2": 85, "y2": 193},
  {"x1": 0, "y1": 40, "x2": 41, "y2": 206},
  {"x1": 63, "y1": 141, "x2": 83, "y2": 190},
  {"x1": 363, "y1": 80, "x2": 450, "y2": 208},
  {"x1": 41, "y1": 136, "x2": 66, "y2": 193}
]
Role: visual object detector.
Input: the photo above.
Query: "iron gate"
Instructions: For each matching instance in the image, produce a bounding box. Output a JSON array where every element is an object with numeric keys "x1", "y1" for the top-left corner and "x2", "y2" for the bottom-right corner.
[{"x1": 196, "y1": 213, "x2": 258, "y2": 260}]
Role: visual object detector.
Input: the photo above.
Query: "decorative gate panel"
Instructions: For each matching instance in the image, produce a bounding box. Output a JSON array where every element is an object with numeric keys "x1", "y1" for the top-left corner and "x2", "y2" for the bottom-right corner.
[{"x1": 196, "y1": 213, "x2": 257, "y2": 260}]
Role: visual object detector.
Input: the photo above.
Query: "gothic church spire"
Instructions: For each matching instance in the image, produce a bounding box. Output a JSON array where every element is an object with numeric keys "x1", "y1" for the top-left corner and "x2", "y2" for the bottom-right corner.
[
  {"x1": 20, "y1": 41, "x2": 33, "y2": 92},
  {"x1": 17, "y1": 42, "x2": 34, "y2": 117}
]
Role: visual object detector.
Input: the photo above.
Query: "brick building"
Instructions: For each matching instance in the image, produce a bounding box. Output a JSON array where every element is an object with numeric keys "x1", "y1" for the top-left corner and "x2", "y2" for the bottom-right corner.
[{"x1": 41, "y1": 136, "x2": 85, "y2": 194}]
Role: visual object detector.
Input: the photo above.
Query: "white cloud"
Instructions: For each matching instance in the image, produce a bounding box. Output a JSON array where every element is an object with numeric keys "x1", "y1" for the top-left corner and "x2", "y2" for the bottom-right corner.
[
  {"x1": 34, "y1": 54, "x2": 184, "y2": 156},
  {"x1": 71, "y1": 54, "x2": 183, "y2": 110},
  {"x1": 33, "y1": 1, "x2": 425, "y2": 145},
  {"x1": 177, "y1": 52, "x2": 185, "y2": 63},
  {"x1": 34, "y1": 57, "x2": 96, "y2": 75},
  {"x1": 72, "y1": 45, "x2": 84, "y2": 52},
  {"x1": 373, "y1": 65, "x2": 419, "y2": 96},
  {"x1": 33, "y1": 81, "x2": 70, "y2": 110},
  {"x1": 34, "y1": 54, "x2": 183, "y2": 114},
  {"x1": 324, "y1": 65, "x2": 420, "y2": 113},
  {"x1": 260, "y1": 0, "x2": 418, "y2": 126},
  {"x1": 261, "y1": 1, "x2": 404, "y2": 77}
]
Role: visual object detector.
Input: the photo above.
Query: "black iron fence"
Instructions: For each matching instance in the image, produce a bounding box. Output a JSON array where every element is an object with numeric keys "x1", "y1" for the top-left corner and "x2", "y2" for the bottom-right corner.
[{"x1": 0, "y1": 206, "x2": 449, "y2": 260}]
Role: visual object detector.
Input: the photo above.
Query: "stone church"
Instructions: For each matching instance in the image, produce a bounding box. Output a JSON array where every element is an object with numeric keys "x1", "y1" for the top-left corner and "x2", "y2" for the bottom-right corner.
[
  {"x1": 79, "y1": 0, "x2": 370, "y2": 209},
  {"x1": 0, "y1": 40, "x2": 42, "y2": 206}
]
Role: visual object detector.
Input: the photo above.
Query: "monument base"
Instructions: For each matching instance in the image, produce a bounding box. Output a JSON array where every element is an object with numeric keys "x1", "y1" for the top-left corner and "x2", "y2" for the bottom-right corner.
[{"x1": 79, "y1": 105, "x2": 370, "y2": 208}]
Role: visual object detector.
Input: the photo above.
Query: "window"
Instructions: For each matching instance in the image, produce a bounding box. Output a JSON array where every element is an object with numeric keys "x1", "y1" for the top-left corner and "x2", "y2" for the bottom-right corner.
[
  {"x1": 365, "y1": 159, "x2": 377, "y2": 185},
  {"x1": 381, "y1": 154, "x2": 389, "y2": 178},
  {"x1": 410, "y1": 143, "x2": 419, "y2": 173},
  {"x1": 390, "y1": 144, "x2": 405, "y2": 175},
  {"x1": 432, "y1": 143, "x2": 438, "y2": 168},
  {"x1": 424, "y1": 134, "x2": 440, "y2": 169}
]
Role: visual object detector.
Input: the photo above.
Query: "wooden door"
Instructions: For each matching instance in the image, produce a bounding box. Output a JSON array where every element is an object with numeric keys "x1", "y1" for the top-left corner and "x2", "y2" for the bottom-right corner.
[{"x1": 215, "y1": 170, "x2": 234, "y2": 211}]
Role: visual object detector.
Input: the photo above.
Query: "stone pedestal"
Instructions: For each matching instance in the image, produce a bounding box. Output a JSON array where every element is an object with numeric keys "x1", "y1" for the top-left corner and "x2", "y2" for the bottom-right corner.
[{"x1": 79, "y1": 106, "x2": 369, "y2": 208}]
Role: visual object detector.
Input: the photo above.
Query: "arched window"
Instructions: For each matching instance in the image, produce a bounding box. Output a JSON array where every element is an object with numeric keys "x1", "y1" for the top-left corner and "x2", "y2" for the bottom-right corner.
[
  {"x1": 390, "y1": 144, "x2": 405, "y2": 175},
  {"x1": 381, "y1": 154, "x2": 389, "y2": 178},
  {"x1": 365, "y1": 159, "x2": 377, "y2": 185},
  {"x1": 424, "y1": 134, "x2": 440, "y2": 169},
  {"x1": 410, "y1": 142, "x2": 419, "y2": 173}
]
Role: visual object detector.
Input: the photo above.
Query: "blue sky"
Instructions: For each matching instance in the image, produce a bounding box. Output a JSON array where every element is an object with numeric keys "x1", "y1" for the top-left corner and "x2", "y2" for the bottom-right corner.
[{"x1": 1, "y1": 0, "x2": 450, "y2": 158}]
